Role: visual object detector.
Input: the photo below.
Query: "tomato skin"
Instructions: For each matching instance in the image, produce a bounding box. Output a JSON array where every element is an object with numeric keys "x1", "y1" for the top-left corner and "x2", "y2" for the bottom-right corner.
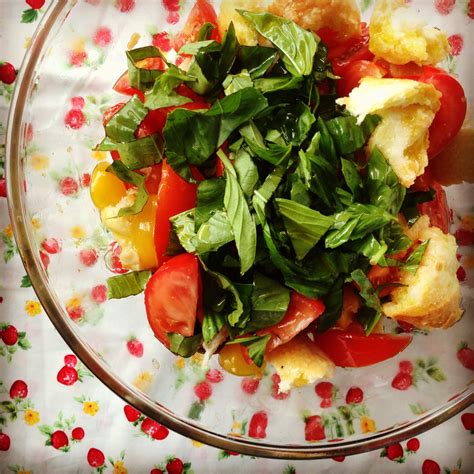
[
  {"x1": 327, "y1": 23, "x2": 373, "y2": 75},
  {"x1": 312, "y1": 327, "x2": 412, "y2": 367},
  {"x1": 336, "y1": 60, "x2": 384, "y2": 97},
  {"x1": 418, "y1": 181, "x2": 450, "y2": 233},
  {"x1": 154, "y1": 161, "x2": 201, "y2": 266},
  {"x1": 418, "y1": 72, "x2": 467, "y2": 159},
  {"x1": 172, "y1": 0, "x2": 221, "y2": 52},
  {"x1": 367, "y1": 265, "x2": 401, "y2": 298},
  {"x1": 145, "y1": 253, "x2": 200, "y2": 347},
  {"x1": 113, "y1": 71, "x2": 144, "y2": 101},
  {"x1": 102, "y1": 102, "x2": 125, "y2": 126},
  {"x1": 261, "y1": 292, "x2": 325, "y2": 352}
]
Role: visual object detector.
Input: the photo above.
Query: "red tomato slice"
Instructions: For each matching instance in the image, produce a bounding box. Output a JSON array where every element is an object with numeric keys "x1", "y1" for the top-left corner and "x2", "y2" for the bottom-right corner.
[
  {"x1": 102, "y1": 102, "x2": 125, "y2": 126},
  {"x1": 142, "y1": 164, "x2": 163, "y2": 194},
  {"x1": 312, "y1": 327, "x2": 412, "y2": 367},
  {"x1": 418, "y1": 71, "x2": 467, "y2": 159},
  {"x1": 145, "y1": 253, "x2": 200, "y2": 347},
  {"x1": 172, "y1": 0, "x2": 221, "y2": 52},
  {"x1": 367, "y1": 265, "x2": 401, "y2": 298},
  {"x1": 113, "y1": 71, "x2": 144, "y2": 101},
  {"x1": 154, "y1": 161, "x2": 202, "y2": 266},
  {"x1": 418, "y1": 181, "x2": 451, "y2": 233},
  {"x1": 336, "y1": 60, "x2": 384, "y2": 97},
  {"x1": 327, "y1": 23, "x2": 373, "y2": 75},
  {"x1": 262, "y1": 292, "x2": 325, "y2": 352}
]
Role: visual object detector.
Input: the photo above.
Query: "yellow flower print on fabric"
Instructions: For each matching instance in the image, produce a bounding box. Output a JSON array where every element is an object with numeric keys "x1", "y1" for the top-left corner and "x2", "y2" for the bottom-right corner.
[
  {"x1": 133, "y1": 371, "x2": 153, "y2": 392},
  {"x1": 30, "y1": 153, "x2": 50, "y2": 171},
  {"x1": 113, "y1": 460, "x2": 128, "y2": 474},
  {"x1": 25, "y1": 300, "x2": 42, "y2": 317},
  {"x1": 3, "y1": 224, "x2": 13, "y2": 238},
  {"x1": 70, "y1": 225, "x2": 87, "y2": 240},
  {"x1": 24, "y1": 409, "x2": 40, "y2": 425},
  {"x1": 360, "y1": 415, "x2": 376, "y2": 433},
  {"x1": 83, "y1": 401, "x2": 99, "y2": 416}
]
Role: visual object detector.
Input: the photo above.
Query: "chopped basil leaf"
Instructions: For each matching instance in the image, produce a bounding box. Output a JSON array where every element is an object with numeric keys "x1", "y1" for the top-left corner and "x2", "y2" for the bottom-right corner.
[
  {"x1": 105, "y1": 96, "x2": 148, "y2": 142},
  {"x1": 113, "y1": 135, "x2": 163, "y2": 170},
  {"x1": 351, "y1": 269, "x2": 382, "y2": 335},
  {"x1": 167, "y1": 333, "x2": 203, "y2": 357},
  {"x1": 226, "y1": 334, "x2": 271, "y2": 367},
  {"x1": 126, "y1": 46, "x2": 168, "y2": 90},
  {"x1": 106, "y1": 271, "x2": 151, "y2": 299},
  {"x1": 402, "y1": 239, "x2": 429, "y2": 274},
  {"x1": 317, "y1": 277, "x2": 344, "y2": 332}
]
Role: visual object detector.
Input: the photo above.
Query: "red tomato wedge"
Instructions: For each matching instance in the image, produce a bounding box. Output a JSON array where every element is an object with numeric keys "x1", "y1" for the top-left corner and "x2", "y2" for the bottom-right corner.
[
  {"x1": 172, "y1": 0, "x2": 221, "y2": 52},
  {"x1": 312, "y1": 326, "x2": 412, "y2": 367},
  {"x1": 145, "y1": 253, "x2": 200, "y2": 347},
  {"x1": 367, "y1": 265, "x2": 401, "y2": 298},
  {"x1": 418, "y1": 181, "x2": 451, "y2": 233},
  {"x1": 262, "y1": 292, "x2": 325, "y2": 352},
  {"x1": 113, "y1": 71, "x2": 144, "y2": 100},
  {"x1": 154, "y1": 161, "x2": 202, "y2": 266},
  {"x1": 336, "y1": 60, "x2": 384, "y2": 97}
]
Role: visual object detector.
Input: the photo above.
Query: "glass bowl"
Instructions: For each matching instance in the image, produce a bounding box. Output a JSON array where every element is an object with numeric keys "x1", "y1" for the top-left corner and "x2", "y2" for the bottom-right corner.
[{"x1": 6, "y1": 0, "x2": 473, "y2": 459}]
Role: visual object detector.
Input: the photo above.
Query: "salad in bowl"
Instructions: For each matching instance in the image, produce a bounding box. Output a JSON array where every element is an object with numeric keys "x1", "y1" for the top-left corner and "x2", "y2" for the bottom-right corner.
[{"x1": 90, "y1": 0, "x2": 468, "y2": 394}]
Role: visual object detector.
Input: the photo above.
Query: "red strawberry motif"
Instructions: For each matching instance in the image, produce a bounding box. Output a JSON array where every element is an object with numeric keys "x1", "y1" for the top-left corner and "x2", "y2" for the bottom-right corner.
[
  {"x1": 422, "y1": 459, "x2": 441, "y2": 474},
  {"x1": 141, "y1": 418, "x2": 169, "y2": 440},
  {"x1": 194, "y1": 381, "x2": 212, "y2": 401},
  {"x1": 124, "y1": 404, "x2": 141, "y2": 422},
  {"x1": 206, "y1": 368, "x2": 224, "y2": 383},
  {"x1": 455, "y1": 228, "x2": 474, "y2": 246},
  {"x1": 457, "y1": 343, "x2": 474, "y2": 370},
  {"x1": 0, "y1": 62, "x2": 16, "y2": 84},
  {"x1": 57, "y1": 366, "x2": 78, "y2": 385},
  {"x1": 461, "y1": 412, "x2": 474, "y2": 430},
  {"x1": 386, "y1": 443, "x2": 404, "y2": 461},
  {"x1": 64, "y1": 109, "x2": 86, "y2": 129},
  {"x1": 166, "y1": 458, "x2": 184, "y2": 474},
  {"x1": 107, "y1": 242, "x2": 129, "y2": 274},
  {"x1": 391, "y1": 372, "x2": 412, "y2": 390},
  {"x1": 150, "y1": 470, "x2": 164, "y2": 474},
  {"x1": 27, "y1": 0, "x2": 45, "y2": 8},
  {"x1": 127, "y1": 338, "x2": 144, "y2": 357},
  {"x1": 87, "y1": 448, "x2": 106, "y2": 467},
  {"x1": 93, "y1": 27, "x2": 112, "y2": 47},
  {"x1": 40, "y1": 251, "x2": 50, "y2": 270},
  {"x1": 406, "y1": 437, "x2": 420, "y2": 452},
  {"x1": 468, "y1": 0, "x2": 474, "y2": 18},
  {"x1": 80, "y1": 173, "x2": 91, "y2": 188},
  {"x1": 79, "y1": 249, "x2": 98, "y2": 267},
  {"x1": 0, "y1": 432, "x2": 11, "y2": 451},
  {"x1": 64, "y1": 354, "x2": 77, "y2": 367},
  {"x1": 1, "y1": 325, "x2": 18, "y2": 345},
  {"x1": 59, "y1": 176, "x2": 79, "y2": 196},
  {"x1": 0, "y1": 178, "x2": 6, "y2": 198},
  {"x1": 163, "y1": 0, "x2": 180, "y2": 12},
  {"x1": 332, "y1": 456, "x2": 345, "y2": 462},
  {"x1": 271, "y1": 373, "x2": 289, "y2": 400},
  {"x1": 42, "y1": 238, "x2": 62, "y2": 254},
  {"x1": 305, "y1": 415, "x2": 326, "y2": 441},
  {"x1": 51, "y1": 430, "x2": 69, "y2": 450},
  {"x1": 241, "y1": 377, "x2": 259, "y2": 394},
  {"x1": 71, "y1": 427, "x2": 85, "y2": 441},
  {"x1": 91, "y1": 284, "x2": 107, "y2": 303},
  {"x1": 71, "y1": 96, "x2": 85, "y2": 109},
  {"x1": 9, "y1": 380, "x2": 28, "y2": 399},
  {"x1": 434, "y1": 0, "x2": 456, "y2": 14},
  {"x1": 152, "y1": 32, "x2": 172, "y2": 52},
  {"x1": 320, "y1": 398, "x2": 332, "y2": 408},
  {"x1": 399, "y1": 360, "x2": 414, "y2": 374},
  {"x1": 315, "y1": 381, "x2": 334, "y2": 399},
  {"x1": 67, "y1": 305, "x2": 85, "y2": 321},
  {"x1": 448, "y1": 34, "x2": 464, "y2": 56},
  {"x1": 116, "y1": 0, "x2": 135, "y2": 12},
  {"x1": 69, "y1": 50, "x2": 87, "y2": 67},
  {"x1": 248, "y1": 411, "x2": 268, "y2": 439},
  {"x1": 345, "y1": 386, "x2": 364, "y2": 404}
]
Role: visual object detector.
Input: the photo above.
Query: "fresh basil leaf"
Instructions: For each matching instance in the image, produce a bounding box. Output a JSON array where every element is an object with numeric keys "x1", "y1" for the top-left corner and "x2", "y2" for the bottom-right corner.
[
  {"x1": 312, "y1": 42, "x2": 334, "y2": 82},
  {"x1": 357, "y1": 306, "x2": 381, "y2": 337},
  {"x1": 198, "y1": 22, "x2": 216, "y2": 41},
  {"x1": 252, "y1": 165, "x2": 286, "y2": 224},
  {"x1": 178, "y1": 40, "x2": 218, "y2": 55},
  {"x1": 237, "y1": 45, "x2": 278, "y2": 79},
  {"x1": 105, "y1": 96, "x2": 148, "y2": 142},
  {"x1": 275, "y1": 198, "x2": 334, "y2": 260},
  {"x1": 341, "y1": 158, "x2": 362, "y2": 197},
  {"x1": 325, "y1": 116, "x2": 365, "y2": 155},
  {"x1": 290, "y1": 175, "x2": 311, "y2": 207},
  {"x1": 145, "y1": 65, "x2": 194, "y2": 109},
  {"x1": 170, "y1": 209, "x2": 197, "y2": 253},
  {"x1": 106, "y1": 271, "x2": 151, "y2": 299},
  {"x1": 365, "y1": 147, "x2": 406, "y2": 215},
  {"x1": 106, "y1": 161, "x2": 149, "y2": 216},
  {"x1": 325, "y1": 203, "x2": 394, "y2": 249},
  {"x1": 273, "y1": 101, "x2": 315, "y2": 146},
  {"x1": 317, "y1": 276, "x2": 344, "y2": 332},
  {"x1": 401, "y1": 188, "x2": 435, "y2": 225},
  {"x1": 164, "y1": 88, "x2": 267, "y2": 179},
  {"x1": 238, "y1": 10, "x2": 318, "y2": 76},
  {"x1": 223, "y1": 70, "x2": 253, "y2": 95},
  {"x1": 126, "y1": 46, "x2": 169, "y2": 90},
  {"x1": 254, "y1": 76, "x2": 303, "y2": 93},
  {"x1": 316, "y1": 117, "x2": 337, "y2": 164},
  {"x1": 202, "y1": 312, "x2": 225, "y2": 344},
  {"x1": 113, "y1": 135, "x2": 163, "y2": 170},
  {"x1": 195, "y1": 210, "x2": 234, "y2": 253},
  {"x1": 240, "y1": 121, "x2": 292, "y2": 165},
  {"x1": 347, "y1": 234, "x2": 388, "y2": 265},
  {"x1": 167, "y1": 333, "x2": 203, "y2": 357},
  {"x1": 233, "y1": 149, "x2": 259, "y2": 198},
  {"x1": 219, "y1": 150, "x2": 257, "y2": 275},
  {"x1": 351, "y1": 269, "x2": 382, "y2": 335},
  {"x1": 402, "y1": 239, "x2": 429, "y2": 274},
  {"x1": 195, "y1": 178, "x2": 226, "y2": 229},
  {"x1": 380, "y1": 221, "x2": 412, "y2": 255},
  {"x1": 244, "y1": 273, "x2": 290, "y2": 332},
  {"x1": 226, "y1": 334, "x2": 271, "y2": 367}
]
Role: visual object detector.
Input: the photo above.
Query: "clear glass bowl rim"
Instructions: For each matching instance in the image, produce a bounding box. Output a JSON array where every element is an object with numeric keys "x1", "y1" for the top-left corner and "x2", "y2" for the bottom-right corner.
[{"x1": 5, "y1": 0, "x2": 473, "y2": 460}]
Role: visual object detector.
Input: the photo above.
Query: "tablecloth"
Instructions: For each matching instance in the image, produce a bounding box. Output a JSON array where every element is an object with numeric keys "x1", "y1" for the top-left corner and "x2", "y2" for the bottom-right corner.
[{"x1": 0, "y1": 1, "x2": 473, "y2": 472}]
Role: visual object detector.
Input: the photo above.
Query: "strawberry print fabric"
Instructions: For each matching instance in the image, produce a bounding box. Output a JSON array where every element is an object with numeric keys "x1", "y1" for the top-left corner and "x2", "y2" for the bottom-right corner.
[{"x1": 0, "y1": 1, "x2": 473, "y2": 472}]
